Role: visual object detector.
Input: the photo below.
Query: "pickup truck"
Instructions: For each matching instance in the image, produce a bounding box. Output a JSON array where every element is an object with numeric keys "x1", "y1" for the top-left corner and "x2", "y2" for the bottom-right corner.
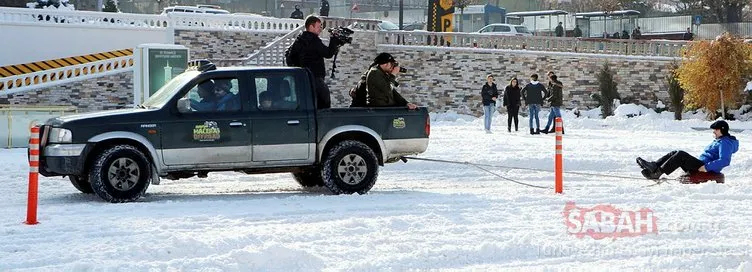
[{"x1": 36, "y1": 61, "x2": 430, "y2": 202}]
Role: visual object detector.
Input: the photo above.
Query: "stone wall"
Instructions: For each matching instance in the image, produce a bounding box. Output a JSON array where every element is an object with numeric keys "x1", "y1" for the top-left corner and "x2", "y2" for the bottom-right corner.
[
  {"x1": 0, "y1": 73, "x2": 133, "y2": 112},
  {"x1": 326, "y1": 32, "x2": 676, "y2": 116},
  {"x1": 2, "y1": 30, "x2": 677, "y2": 116},
  {"x1": 174, "y1": 30, "x2": 286, "y2": 61}
]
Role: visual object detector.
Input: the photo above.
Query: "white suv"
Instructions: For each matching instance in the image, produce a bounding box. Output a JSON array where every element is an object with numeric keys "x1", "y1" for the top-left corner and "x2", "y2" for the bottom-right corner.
[
  {"x1": 160, "y1": 5, "x2": 230, "y2": 15},
  {"x1": 477, "y1": 23, "x2": 533, "y2": 36}
]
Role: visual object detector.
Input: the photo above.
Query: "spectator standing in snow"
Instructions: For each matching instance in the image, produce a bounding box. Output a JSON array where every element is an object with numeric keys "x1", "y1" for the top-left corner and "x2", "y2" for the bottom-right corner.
[
  {"x1": 503, "y1": 77, "x2": 522, "y2": 132},
  {"x1": 521, "y1": 74, "x2": 547, "y2": 135},
  {"x1": 480, "y1": 74, "x2": 499, "y2": 133},
  {"x1": 542, "y1": 74, "x2": 564, "y2": 134},
  {"x1": 636, "y1": 120, "x2": 739, "y2": 180}
]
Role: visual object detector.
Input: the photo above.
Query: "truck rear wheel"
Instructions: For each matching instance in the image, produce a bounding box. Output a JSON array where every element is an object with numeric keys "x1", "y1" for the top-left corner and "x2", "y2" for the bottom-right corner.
[
  {"x1": 293, "y1": 167, "x2": 324, "y2": 187},
  {"x1": 69, "y1": 175, "x2": 93, "y2": 194},
  {"x1": 322, "y1": 140, "x2": 378, "y2": 195},
  {"x1": 89, "y1": 145, "x2": 151, "y2": 203}
]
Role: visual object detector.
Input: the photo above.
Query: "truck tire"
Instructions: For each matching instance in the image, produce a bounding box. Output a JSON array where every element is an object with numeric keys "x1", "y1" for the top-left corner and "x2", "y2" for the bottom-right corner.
[
  {"x1": 322, "y1": 140, "x2": 378, "y2": 195},
  {"x1": 69, "y1": 175, "x2": 93, "y2": 194},
  {"x1": 293, "y1": 167, "x2": 324, "y2": 187},
  {"x1": 88, "y1": 145, "x2": 151, "y2": 203}
]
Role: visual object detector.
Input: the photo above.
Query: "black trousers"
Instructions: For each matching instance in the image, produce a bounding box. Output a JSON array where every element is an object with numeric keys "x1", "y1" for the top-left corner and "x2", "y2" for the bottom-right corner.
[
  {"x1": 314, "y1": 77, "x2": 331, "y2": 109},
  {"x1": 507, "y1": 105, "x2": 519, "y2": 130},
  {"x1": 656, "y1": 150, "x2": 705, "y2": 174}
]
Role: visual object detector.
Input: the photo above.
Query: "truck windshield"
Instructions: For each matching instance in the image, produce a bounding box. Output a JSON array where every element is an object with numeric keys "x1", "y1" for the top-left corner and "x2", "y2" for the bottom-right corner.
[{"x1": 141, "y1": 71, "x2": 200, "y2": 109}]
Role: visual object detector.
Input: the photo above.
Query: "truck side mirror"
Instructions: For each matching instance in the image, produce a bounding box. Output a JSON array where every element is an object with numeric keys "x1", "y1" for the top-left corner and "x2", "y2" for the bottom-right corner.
[{"x1": 177, "y1": 97, "x2": 192, "y2": 113}]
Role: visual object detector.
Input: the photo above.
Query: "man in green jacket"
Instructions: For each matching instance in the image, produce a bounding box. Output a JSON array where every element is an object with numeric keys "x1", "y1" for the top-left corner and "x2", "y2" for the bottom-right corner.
[{"x1": 366, "y1": 53, "x2": 417, "y2": 109}]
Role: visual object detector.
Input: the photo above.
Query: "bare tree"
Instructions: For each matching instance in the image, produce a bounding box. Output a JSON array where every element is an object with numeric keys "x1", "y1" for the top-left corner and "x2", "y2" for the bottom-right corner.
[{"x1": 668, "y1": 0, "x2": 748, "y2": 23}]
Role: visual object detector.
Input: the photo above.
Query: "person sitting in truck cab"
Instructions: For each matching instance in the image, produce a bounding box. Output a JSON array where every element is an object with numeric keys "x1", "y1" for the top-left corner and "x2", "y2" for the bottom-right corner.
[
  {"x1": 214, "y1": 79, "x2": 240, "y2": 111},
  {"x1": 258, "y1": 91, "x2": 274, "y2": 110},
  {"x1": 190, "y1": 80, "x2": 217, "y2": 112}
]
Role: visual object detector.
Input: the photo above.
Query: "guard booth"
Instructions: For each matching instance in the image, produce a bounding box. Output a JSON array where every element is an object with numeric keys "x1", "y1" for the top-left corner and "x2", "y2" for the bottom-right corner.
[
  {"x1": 505, "y1": 10, "x2": 570, "y2": 36},
  {"x1": 455, "y1": 4, "x2": 506, "y2": 32},
  {"x1": 574, "y1": 10, "x2": 641, "y2": 38}
]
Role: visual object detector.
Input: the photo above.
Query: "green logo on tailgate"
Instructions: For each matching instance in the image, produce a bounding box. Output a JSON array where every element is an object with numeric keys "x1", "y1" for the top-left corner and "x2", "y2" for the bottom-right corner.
[{"x1": 392, "y1": 117, "x2": 406, "y2": 129}]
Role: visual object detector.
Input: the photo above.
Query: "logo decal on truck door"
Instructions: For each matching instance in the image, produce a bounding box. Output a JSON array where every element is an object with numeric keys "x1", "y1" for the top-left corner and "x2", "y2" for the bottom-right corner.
[{"x1": 193, "y1": 121, "x2": 221, "y2": 141}]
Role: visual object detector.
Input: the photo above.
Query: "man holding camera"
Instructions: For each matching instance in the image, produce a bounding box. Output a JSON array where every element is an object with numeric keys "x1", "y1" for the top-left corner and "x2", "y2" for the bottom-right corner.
[
  {"x1": 366, "y1": 53, "x2": 417, "y2": 109},
  {"x1": 286, "y1": 15, "x2": 344, "y2": 109}
]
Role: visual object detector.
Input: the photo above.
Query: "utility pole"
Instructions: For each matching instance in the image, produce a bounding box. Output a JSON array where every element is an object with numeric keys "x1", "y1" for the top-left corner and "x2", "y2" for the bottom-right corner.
[
  {"x1": 97, "y1": 0, "x2": 103, "y2": 11},
  {"x1": 399, "y1": 0, "x2": 403, "y2": 30}
]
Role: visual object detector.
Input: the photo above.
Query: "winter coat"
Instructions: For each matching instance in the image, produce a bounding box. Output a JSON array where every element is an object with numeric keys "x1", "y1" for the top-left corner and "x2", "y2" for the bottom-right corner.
[
  {"x1": 481, "y1": 83, "x2": 499, "y2": 106},
  {"x1": 699, "y1": 135, "x2": 739, "y2": 173},
  {"x1": 288, "y1": 31, "x2": 341, "y2": 78},
  {"x1": 503, "y1": 85, "x2": 521, "y2": 108},
  {"x1": 366, "y1": 67, "x2": 407, "y2": 107},
  {"x1": 521, "y1": 82, "x2": 547, "y2": 105},
  {"x1": 555, "y1": 25, "x2": 564, "y2": 37},
  {"x1": 546, "y1": 80, "x2": 563, "y2": 107}
]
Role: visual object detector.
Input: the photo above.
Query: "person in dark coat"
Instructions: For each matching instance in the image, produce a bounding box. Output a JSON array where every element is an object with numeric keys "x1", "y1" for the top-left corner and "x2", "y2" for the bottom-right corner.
[
  {"x1": 631, "y1": 27, "x2": 642, "y2": 39},
  {"x1": 290, "y1": 5, "x2": 304, "y2": 19},
  {"x1": 319, "y1": 0, "x2": 330, "y2": 17},
  {"x1": 366, "y1": 53, "x2": 417, "y2": 109},
  {"x1": 683, "y1": 27, "x2": 694, "y2": 40},
  {"x1": 480, "y1": 74, "x2": 499, "y2": 133},
  {"x1": 555, "y1": 22, "x2": 564, "y2": 37},
  {"x1": 286, "y1": 15, "x2": 343, "y2": 109},
  {"x1": 542, "y1": 74, "x2": 563, "y2": 134},
  {"x1": 503, "y1": 77, "x2": 522, "y2": 132},
  {"x1": 636, "y1": 121, "x2": 739, "y2": 181},
  {"x1": 573, "y1": 25, "x2": 582, "y2": 38},
  {"x1": 521, "y1": 74, "x2": 547, "y2": 135}
]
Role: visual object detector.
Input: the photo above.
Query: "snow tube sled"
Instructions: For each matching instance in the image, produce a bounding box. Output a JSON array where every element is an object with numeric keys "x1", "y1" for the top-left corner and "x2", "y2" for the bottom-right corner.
[{"x1": 678, "y1": 172, "x2": 725, "y2": 184}]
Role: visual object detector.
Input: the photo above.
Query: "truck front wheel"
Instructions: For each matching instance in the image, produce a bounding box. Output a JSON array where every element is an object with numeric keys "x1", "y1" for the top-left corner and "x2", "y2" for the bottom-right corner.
[
  {"x1": 89, "y1": 145, "x2": 151, "y2": 203},
  {"x1": 322, "y1": 140, "x2": 379, "y2": 195}
]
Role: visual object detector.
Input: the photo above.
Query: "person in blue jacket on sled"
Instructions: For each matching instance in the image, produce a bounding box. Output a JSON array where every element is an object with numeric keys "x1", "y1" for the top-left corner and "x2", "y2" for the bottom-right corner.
[{"x1": 636, "y1": 120, "x2": 739, "y2": 184}]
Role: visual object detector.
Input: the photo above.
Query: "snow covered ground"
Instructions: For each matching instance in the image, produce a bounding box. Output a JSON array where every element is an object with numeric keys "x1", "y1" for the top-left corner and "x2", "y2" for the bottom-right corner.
[{"x1": 2, "y1": 107, "x2": 752, "y2": 271}]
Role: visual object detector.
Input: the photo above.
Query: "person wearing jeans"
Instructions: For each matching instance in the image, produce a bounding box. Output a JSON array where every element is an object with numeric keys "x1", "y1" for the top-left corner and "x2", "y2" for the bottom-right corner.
[
  {"x1": 521, "y1": 74, "x2": 547, "y2": 135},
  {"x1": 480, "y1": 74, "x2": 499, "y2": 133},
  {"x1": 542, "y1": 74, "x2": 563, "y2": 134}
]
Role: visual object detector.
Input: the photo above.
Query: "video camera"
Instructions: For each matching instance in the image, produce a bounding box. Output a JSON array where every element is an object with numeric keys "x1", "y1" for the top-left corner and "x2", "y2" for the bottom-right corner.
[
  {"x1": 328, "y1": 26, "x2": 354, "y2": 45},
  {"x1": 394, "y1": 62, "x2": 408, "y2": 73}
]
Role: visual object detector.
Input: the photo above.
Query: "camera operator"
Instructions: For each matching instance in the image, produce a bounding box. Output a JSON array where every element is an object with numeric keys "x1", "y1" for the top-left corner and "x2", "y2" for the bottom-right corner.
[
  {"x1": 366, "y1": 53, "x2": 417, "y2": 109},
  {"x1": 286, "y1": 15, "x2": 344, "y2": 109}
]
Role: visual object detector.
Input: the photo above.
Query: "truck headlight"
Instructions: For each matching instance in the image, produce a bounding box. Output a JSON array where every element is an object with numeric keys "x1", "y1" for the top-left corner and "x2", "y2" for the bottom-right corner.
[{"x1": 48, "y1": 128, "x2": 72, "y2": 143}]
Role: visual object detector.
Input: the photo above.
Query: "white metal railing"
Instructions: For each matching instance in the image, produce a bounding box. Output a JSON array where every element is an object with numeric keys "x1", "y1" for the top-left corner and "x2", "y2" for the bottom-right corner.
[
  {"x1": 0, "y1": 6, "x2": 310, "y2": 32},
  {"x1": 378, "y1": 31, "x2": 688, "y2": 57},
  {"x1": 0, "y1": 55, "x2": 134, "y2": 95},
  {"x1": 0, "y1": 6, "x2": 168, "y2": 28}
]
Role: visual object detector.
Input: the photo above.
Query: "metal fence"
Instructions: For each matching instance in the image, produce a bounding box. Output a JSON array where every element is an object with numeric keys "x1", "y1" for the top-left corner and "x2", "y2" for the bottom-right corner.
[{"x1": 697, "y1": 23, "x2": 752, "y2": 39}]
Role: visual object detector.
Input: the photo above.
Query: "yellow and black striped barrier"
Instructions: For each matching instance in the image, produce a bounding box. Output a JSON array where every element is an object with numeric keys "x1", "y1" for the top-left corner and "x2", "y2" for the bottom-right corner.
[{"x1": 0, "y1": 49, "x2": 133, "y2": 78}]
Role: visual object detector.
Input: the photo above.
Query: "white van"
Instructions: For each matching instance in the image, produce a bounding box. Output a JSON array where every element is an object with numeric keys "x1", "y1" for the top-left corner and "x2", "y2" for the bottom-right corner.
[
  {"x1": 477, "y1": 23, "x2": 533, "y2": 36},
  {"x1": 160, "y1": 5, "x2": 230, "y2": 15}
]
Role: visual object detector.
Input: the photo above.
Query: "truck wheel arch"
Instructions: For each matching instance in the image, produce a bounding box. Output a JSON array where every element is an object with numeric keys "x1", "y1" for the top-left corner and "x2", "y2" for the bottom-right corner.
[
  {"x1": 319, "y1": 126, "x2": 386, "y2": 166},
  {"x1": 87, "y1": 132, "x2": 162, "y2": 174}
]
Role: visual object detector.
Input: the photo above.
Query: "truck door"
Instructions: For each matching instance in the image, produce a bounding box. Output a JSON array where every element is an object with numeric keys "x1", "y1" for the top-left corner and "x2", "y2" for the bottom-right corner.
[
  {"x1": 249, "y1": 70, "x2": 315, "y2": 164},
  {"x1": 160, "y1": 74, "x2": 253, "y2": 165}
]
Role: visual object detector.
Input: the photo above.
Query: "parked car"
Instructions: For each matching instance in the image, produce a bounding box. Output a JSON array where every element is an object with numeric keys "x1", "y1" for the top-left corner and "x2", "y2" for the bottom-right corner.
[
  {"x1": 160, "y1": 5, "x2": 230, "y2": 15},
  {"x1": 378, "y1": 20, "x2": 400, "y2": 31},
  {"x1": 36, "y1": 61, "x2": 431, "y2": 202},
  {"x1": 477, "y1": 23, "x2": 533, "y2": 36}
]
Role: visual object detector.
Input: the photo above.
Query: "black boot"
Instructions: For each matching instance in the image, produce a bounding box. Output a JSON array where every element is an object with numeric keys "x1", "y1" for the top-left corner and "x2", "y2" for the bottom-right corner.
[
  {"x1": 530, "y1": 128, "x2": 535, "y2": 135},
  {"x1": 636, "y1": 157, "x2": 662, "y2": 179},
  {"x1": 534, "y1": 129, "x2": 541, "y2": 135},
  {"x1": 541, "y1": 127, "x2": 550, "y2": 134}
]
